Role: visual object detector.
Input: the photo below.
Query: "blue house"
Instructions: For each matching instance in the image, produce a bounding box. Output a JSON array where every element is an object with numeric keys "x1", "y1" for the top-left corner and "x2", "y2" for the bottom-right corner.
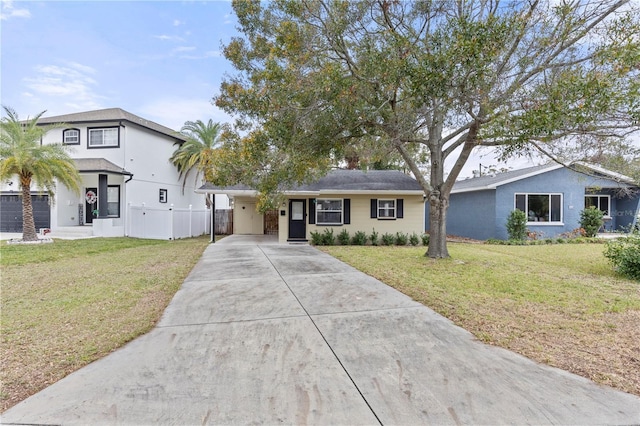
[{"x1": 427, "y1": 162, "x2": 640, "y2": 240}]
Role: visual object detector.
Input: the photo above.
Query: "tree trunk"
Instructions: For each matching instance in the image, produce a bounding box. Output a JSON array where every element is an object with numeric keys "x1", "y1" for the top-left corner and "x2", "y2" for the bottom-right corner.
[
  {"x1": 20, "y1": 175, "x2": 38, "y2": 242},
  {"x1": 427, "y1": 190, "x2": 449, "y2": 258}
]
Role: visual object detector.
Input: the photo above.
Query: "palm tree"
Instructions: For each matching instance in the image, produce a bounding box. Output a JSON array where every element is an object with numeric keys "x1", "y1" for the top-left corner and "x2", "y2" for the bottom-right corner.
[
  {"x1": 0, "y1": 106, "x2": 81, "y2": 241},
  {"x1": 170, "y1": 119, "x2": 222, "y2": 207}
]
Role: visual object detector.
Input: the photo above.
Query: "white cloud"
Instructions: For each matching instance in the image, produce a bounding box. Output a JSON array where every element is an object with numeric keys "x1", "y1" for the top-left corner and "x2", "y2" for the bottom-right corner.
[
  {"x1": 138, "y1": 98, "x2": 233, "y2": 130},
  {"x1": 173, "y1": 46, "x2": 197, "y2": 53},
  {"x1": 23, "y1": 63, "x2": 106, "y2": 113},
  {"x1": 173, "y1": 19, "x2": 184, "y2": 26},
  {"x1": 0, "y1": 0, "x2": 31, "y2": 20},
  {"x1": 154, "y1": 34, "x2": 185, "y2": 42}
]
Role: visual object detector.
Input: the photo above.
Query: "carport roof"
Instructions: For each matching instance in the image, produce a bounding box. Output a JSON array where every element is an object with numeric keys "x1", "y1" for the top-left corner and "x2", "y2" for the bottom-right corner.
[
  {"x1": 74, "y1": 158, "x2": 133, "y2": 176},
  {"x1": 197, "y1": 169, "x2": 424, "y2": 196}
]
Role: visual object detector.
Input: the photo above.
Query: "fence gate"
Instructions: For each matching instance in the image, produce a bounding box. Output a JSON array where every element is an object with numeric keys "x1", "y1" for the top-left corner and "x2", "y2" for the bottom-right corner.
[{"x1": 263, "y1": 209, "x2": 278, "y2": 235}]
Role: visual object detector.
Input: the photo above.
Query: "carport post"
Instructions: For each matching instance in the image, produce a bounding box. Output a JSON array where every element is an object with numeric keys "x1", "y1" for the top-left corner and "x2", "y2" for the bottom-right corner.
[{"x1": 210, "y1": 194, "x2": 216, "y2": 243}]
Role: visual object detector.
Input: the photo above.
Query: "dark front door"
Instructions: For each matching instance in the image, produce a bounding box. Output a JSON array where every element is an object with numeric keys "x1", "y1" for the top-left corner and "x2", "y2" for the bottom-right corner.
[
  {"x1": 85, "y1": 188, "x2": 97, "y2": 224},
  {"x1": 288, "y1": 199, "x2": 306, "y2": 240}
]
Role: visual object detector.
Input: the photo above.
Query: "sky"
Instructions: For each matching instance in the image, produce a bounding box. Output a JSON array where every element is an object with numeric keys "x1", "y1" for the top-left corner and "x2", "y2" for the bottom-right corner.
[{"x1": 1, "y1": 0, "x2": 237, "y2": 130}]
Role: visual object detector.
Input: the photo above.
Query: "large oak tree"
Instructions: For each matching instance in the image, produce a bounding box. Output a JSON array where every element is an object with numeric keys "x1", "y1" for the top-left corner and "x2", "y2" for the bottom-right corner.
[{"x1": 215, "y1": 0, "x2": 640, "y2": 258}]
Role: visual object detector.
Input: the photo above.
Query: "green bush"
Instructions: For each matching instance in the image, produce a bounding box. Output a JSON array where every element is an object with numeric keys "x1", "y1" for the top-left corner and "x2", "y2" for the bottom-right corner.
[
  {"x1": 337, "y1": 229, "x2": 350, "y2": 245},
  {"x1": 421, "y1": 233, "x2": 430, "y2": 246},
  {"x1": 506, "y1": 210, "x2": 528, "y2": 241},
  {"x1": 370, "y1": 229, "x2": 379, "y2": 246},
  {"x1": 321, "y1": 228, "x2": 335, "y2": 245},
  {"x1": 310, "y1": 231, "x2": 323, "y2": 245},
  {"x1": 409, "y1": 233, "x2": 420, "y2": 246},
  {"x1": 381, "y1": 233, "x2": 395, "y2": 246},
  {"x1": 603, "y1": 236, "x2": 640, "y2": 280},
  {"x1": 352, "y1": 231, "x2": 368, "y2": 245},
  {"x1": 580, "y1": 207, "x2": 604, "y2": 237},
  {"x1": 395, "y1": 232, "x2": 408, "y2": 246}
]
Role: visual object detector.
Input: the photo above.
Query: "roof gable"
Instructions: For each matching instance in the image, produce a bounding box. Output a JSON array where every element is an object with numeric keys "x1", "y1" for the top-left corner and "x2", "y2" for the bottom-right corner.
[{"x1": 37, "y1": 108, "x2": 185, "y2": 142}]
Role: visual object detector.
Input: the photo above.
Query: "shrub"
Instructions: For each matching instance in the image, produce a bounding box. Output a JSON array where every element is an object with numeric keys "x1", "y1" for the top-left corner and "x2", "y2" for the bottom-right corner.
[
  {"x1": 310, "y1": 231, "x2": 323, "y2": 245},
  {"x1": 395, "y1": 232, "x2": 408, "y2": 246},
  {"x1": 351, "y1": 231, "x2": 368, "y2": 246},
  {"x1": 321, "y1": 228, "x2": 335, "y2": 245},
  {"x1": 370, "y1": 229, "x2": 379, "y2": 246},
  {"x1": 603, "y1": 236, "x2": 640, "y2": 280},
  {"x1": 381, "y1": 233, "x2": 395, "y2": 246},
  {"x1": 409, "y1": 233, "x2": 420, "y2": 246},
  {"x1": 422, "y1": 233, "x2": 430, "y2": 246},
  {"x1": 580, "y1": 206, "x2": 604, "y2": 237},
  {"x1": 506, "y1": 210, "x2": 527, "y2": 241},
  {"x1": 337, "y1": 229, "x2": 350, "y2": 245}
]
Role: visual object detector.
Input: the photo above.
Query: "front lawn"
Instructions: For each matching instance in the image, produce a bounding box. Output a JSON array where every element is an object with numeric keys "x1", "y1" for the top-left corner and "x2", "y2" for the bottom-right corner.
[
  {"x1": 322, "y1": 243, "x2": 640, "y2": 397},
  {"x1": 0, "y1": 236, "x2": 210, "y2": 411}
]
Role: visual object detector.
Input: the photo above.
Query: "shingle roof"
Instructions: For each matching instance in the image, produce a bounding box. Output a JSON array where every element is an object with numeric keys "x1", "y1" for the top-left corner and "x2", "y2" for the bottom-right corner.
[
  {"x1": 37, "y1": 108, "x2": 186, "y2": 142},
  {"x1": 452, "y1": 162, "x2": 637, "y2": 193},
  {"x1": 197, "y1": 169, "x2": 423, "y2": 194},
  {"x1": 74, "y1": 158, "x2": 133, "y2": 176}
]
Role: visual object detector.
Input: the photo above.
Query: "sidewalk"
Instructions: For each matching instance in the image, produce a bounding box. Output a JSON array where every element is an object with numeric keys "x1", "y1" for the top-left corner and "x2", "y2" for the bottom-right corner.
[{"x1": 3, "y1": 235, "x2": 639, "y2": 424}]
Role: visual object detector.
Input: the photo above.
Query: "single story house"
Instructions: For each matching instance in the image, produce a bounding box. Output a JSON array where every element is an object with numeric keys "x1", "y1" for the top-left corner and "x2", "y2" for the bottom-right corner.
[
  {"x1": 0, "y1": 108, "x2": 228, "y2": 238},
  {"x1": 197, "y1": 169, "x2": 425, "y2": 243},
  {"x1": 427, "y1": 162, "x2": 639, "y2": 240}
]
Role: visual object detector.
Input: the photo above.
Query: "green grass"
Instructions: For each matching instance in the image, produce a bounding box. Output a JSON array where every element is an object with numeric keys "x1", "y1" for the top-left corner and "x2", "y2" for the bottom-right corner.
[
  {"x1": 1, "y1": 236, "x2": 210, "y2": 411},
  {"x1": 322, "y1": 243, "x2": 640, "y2": 396}
]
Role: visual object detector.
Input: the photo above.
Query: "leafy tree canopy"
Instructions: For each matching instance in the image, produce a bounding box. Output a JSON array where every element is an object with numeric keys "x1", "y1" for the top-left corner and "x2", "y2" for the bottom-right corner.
[{"x1": 214, "y1": 0, "x2": 640, "y2": 257}]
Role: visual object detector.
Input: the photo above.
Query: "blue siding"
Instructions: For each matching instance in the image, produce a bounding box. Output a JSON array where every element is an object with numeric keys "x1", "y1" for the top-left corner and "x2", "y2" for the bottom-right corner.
[
  {"x1": 447, "y1": 190, "x2": 495, "y2": 240},
  {"x1": 436, "y1": 166, "x2": 639, "y2": 240}
]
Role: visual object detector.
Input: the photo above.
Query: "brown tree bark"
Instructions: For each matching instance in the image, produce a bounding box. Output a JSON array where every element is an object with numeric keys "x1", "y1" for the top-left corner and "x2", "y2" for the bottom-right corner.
[{"x1": 20, "y1": 175, "x2": 38, "y2": 241}]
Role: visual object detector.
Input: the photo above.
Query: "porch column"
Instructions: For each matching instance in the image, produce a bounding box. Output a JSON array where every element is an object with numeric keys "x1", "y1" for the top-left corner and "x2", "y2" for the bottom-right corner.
[{"x1": 98, "y1": 174, "x2": 108, "y2": 218}]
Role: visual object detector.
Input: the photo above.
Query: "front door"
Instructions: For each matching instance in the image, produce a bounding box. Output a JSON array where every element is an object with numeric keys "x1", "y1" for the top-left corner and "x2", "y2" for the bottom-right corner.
[
  {"x1": 85, "y1": 188, "x2": 97, "y2": 224},
  {"x1": 288, "y1": 199, "x2": 306, "y2": 240}
]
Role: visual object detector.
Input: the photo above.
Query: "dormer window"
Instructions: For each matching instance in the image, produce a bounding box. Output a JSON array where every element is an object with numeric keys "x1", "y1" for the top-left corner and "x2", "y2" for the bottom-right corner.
[{"x1": 63, "y1": 128, "x2": 80, "y2": 145}]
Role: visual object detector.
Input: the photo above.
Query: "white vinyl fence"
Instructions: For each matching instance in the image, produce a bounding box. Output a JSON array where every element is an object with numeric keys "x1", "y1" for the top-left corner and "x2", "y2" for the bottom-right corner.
[{"x1": 127, "y1": 203, "x2": 210, "y2": 240}]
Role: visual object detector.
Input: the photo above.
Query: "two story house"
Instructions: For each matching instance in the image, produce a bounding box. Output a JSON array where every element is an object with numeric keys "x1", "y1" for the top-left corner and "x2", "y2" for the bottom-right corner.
[{"x1": 0, "y1": 108, "x2": 227, "y2": 238}]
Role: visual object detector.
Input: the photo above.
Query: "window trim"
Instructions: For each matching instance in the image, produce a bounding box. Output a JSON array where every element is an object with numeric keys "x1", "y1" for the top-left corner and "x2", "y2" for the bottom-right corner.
[
  {"x1": 62, "y1": 128, "x2": 80, "y2": 145},
  {"x1": 515, "y1": 193, "x2": 563, "y2": 225},
  {"x1": 106, "y1": 185, "x2": 120, "y2": 218},
  {"x1": 377, "y1": 199, "x2": 396, "y2": 220},
  {"x1": 87, "y1": 126, "x2": 120, "y2": 149},
  {"x1": 584, "y1": 194, "x2": 611, "y2": 218},
  {"x1": 316, "y1": 198, "x2": 343, "y2": 226}
]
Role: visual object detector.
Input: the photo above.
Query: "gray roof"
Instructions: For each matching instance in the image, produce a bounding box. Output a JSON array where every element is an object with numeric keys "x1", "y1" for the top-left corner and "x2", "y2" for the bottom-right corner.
[
  {"x1": 37, "y1": 108, "x2": 186, "y2": 142},
  {"x1": 198, "y1": 169, "x2": 423, "y2": 194},
  {"x1": 74, "y1": 158, "x2": 133, "y2": 176},
  {"x1": 452, "y1": 162, "x2": 637, "y2": 193}
]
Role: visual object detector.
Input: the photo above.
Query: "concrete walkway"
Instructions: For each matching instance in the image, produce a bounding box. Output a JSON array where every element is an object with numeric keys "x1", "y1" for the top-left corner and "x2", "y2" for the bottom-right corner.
[{"x1": 3, "y1": 235, "x2": 639, "y2": 425}]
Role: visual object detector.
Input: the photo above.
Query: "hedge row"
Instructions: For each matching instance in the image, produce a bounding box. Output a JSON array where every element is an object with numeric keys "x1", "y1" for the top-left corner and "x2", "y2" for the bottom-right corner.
[{"x1": 310, "y1": 228, "x2": 429, "y2": 247}]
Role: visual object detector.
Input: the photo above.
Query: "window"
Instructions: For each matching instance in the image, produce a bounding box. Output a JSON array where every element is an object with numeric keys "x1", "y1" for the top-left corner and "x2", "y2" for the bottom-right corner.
[
  {"x1": 88, "y1": 127, "x2": 119, "y2": 148},
  {"x1": 63, "y1": 128, "x2": 80, "y2": 145},
  {"x1": 377, "y1": 199, "x2": 396, "y2": 219},
  {"x1": 316, "y1": 199, "x2": 343, "y2": 225},
  {"x1": 585, "y1": 195, "x2": 610, "y2": 217},
  {"x1": 515, "y1": 193, "x2": 562, "y2": 223},
  {"x1": 159, "y1": 189, "x2": 168, "y2": 203},
  {"x1": 107, "y1": 186, "x2": 120, "y2": 217}
]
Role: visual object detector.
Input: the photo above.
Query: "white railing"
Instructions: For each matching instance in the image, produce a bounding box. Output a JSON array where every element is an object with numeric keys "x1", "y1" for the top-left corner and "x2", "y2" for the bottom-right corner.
[{"x1": 127, "y1": 203, "x2": 211, "y2": 240}]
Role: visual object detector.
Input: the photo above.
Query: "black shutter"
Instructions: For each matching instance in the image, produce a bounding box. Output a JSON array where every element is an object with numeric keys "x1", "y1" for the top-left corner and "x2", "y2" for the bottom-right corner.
[
  {"x1": 308, "y1": 199, "x2": 316, "y2": 224},
  {"x1": 397, "y1": 199, "x2": 404, "y2": 219},
  {"x1": 343, "y1": 199, "x2": 351, "y2": 224},
  {"x1": 370, "y1": 199, "x2": 378, "y2": 218}
]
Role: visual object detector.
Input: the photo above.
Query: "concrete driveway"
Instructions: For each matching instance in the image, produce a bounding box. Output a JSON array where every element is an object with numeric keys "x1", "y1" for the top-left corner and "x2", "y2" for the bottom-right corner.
[{"x1": 3, "y1": 235, "x2": 639, "y2": 425}]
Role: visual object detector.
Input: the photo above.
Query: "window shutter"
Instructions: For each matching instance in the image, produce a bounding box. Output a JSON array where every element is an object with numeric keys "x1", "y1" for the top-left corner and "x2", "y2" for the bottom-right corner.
[
  {"x1": 308, "y1": 199, "x2": 316, "y2": 224},
  {"x1": 397, "y1": 199, "x2": 404, "y2": 219},
  {"x1": 344, "y1": 199, "x2": 351, "y2": 224},
  {"x1": 370, "y1": 199, "x2": 378, "y2": 218}
]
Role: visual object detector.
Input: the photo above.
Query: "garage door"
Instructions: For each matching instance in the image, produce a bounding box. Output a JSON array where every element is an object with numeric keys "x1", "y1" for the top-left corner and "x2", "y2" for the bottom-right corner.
[{"x1": 0, "y1": 194, "x2": 51, "y2": 232}]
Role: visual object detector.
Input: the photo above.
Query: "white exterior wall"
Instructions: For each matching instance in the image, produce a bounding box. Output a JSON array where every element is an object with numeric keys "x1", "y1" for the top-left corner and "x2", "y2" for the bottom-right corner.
[{"x1": 32, "y1": 121, "x2": 228, "y2": 235}]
